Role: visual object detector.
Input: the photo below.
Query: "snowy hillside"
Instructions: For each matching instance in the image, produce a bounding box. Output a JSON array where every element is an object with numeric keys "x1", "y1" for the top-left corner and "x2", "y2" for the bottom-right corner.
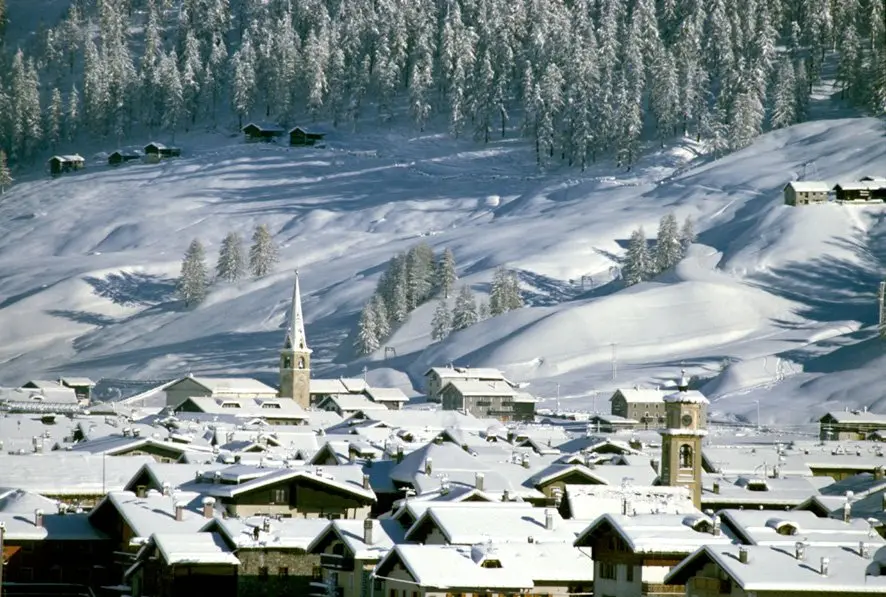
[{"x1": 1, "y1": 116, "x2": 886, "y2": 427}]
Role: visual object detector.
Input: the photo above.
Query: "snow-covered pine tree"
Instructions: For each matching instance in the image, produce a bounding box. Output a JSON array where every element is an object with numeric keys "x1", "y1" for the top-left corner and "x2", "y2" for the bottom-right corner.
[
  {"x1": 478, "y1": 299, "x2": 491, "y2": 320},
  {"x1": 389, "y1": 281, "x2": 409, "y2": 325},
  {"x1": 47, "y1": 87, "x2": 63, "y2": 149},
  {"x1": 178, "y1": 239, "x2": 209, "y2": 307},
  {"x1": 770, "y1": 57, "x2": 797, "y2": 129},
  {"x1": 0, "y1": 150, "x2": 12, "y2": 193},
  {"x1": 66, "y1": 85, "x2": 79, "y2": 141},
  {"x1": 370, "y1": 293, "x2": 391, "y2": 340},
  {"x1": 435, "y1": 248, "x2": 457, "y2": 299},
  {"x1": 654, "y1": 213, "x2": 682, "y2": 272},
  {"x1": 180, "y1": 30, "x2": 202, "y2": 125},
  {"x1": 406, "y1": 243, "x2": 436, "y2": 309},
  {"x1": 680, "y1": 216, "x2": 697, "y2": 251},
  {"x1": 504, "y1": 270, "x2": 523, "y2": 311},
  {"x1": 452, "y1": 286, "x2": 479, "y2": 331},
  {"x1": 727, "y1": 88, "x2": 764, "y2": 151},
  {"x1": 231, "y1": 33, "x2": 257, "y2": 128},
  {"x1": 216, "y1": 232, "x2": 246, "y2": 283},
  {"x1": 794, "y1": 59, "x2": 810, "y2": 122},
  {"x1": 159, "y1": 50, "x2": 184, "y2": 138},
  {"x1": 355, "y1": 303, "x2": 380, "y2": 355},
  {"x1": 249, "y1": 224, "x2": 278, "y2": 278},
  {"x1": 430, "y1": 299, "x2": 453, "y2": 341},
  {"x1": 623, "y1": 227, "x2": 653, "y2": 286},
  {"x1": 489, "y1": 267, "x2": 509, "y2": 316}
]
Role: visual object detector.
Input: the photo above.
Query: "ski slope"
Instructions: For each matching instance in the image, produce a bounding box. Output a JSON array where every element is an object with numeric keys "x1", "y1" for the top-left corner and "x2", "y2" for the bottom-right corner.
[{"x1": 1, "y1": 117, "x2": 886, "y2": 427}]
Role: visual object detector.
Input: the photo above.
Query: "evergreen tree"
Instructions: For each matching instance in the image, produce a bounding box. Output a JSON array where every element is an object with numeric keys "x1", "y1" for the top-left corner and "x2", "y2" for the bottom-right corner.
[
  {"x1": 654, "y1": 213, "x2": 682, "y2": 272},
  {"x1": 389, "y1": 282, "x2": 409, "y2": 325},
  {"x1": 216, "y1": 232, "x2": 246, "y2": 282},
  {"x1": 623, "y1": 227, "x2": 653, "y2": 286},
  {"x1": 47, "y1": 88, "x2": 63, "y2": 149},
  {"x1": 355, "y1": 303, "x2": 380, "y2": 355},
  {"x1": 478, "y1": 299, "x2": 491, "y2": 321},
  {"x1": 771, "y1": 58, "x2": 797, "y2": 129},
  {"x1": 490, "y1": 267, "x2": 524, "y2": 315},
  {"x1": 430, "y1": 299, "x2": 453, "y2": 341},
  {"x1": 180, "y1": 30, "x2": 203, "y2": 124},
  {"x1": 178, "y1": 239, "x2": 209, "y2": 307},
  {"x1": 406, "y1": 243, "x2": 436, "y2": 309},
  {"x1": 435, "y1": 248, "x2": 457, "y2": 298},
  {"x1": 231, "y1": 33, "x2": 256, "y2": 127},
  {"x1": 0, "y1": 150, "x2": 12, "y2": 193},
  {"x1": 370, "y1": 293, "x2": 391, "y2": 340},
  {"x1": 249, "y1": 224, "x2": 278, "y2": 278},
  {"x1": 680, "y1": 216, "x2": 697, "y2": 251},
  {"x1": 451, "y1": 286, "x2": 479, "y2": 331},
  {"x1": 728, "y1": 88, "x2": 765, "y2": 151},
  {"x1": 66, "y1": 85, "x2": 79, "y2": 141},
  {"x1": 159, "y1": 50, "x2": 184, "y2": 138}
]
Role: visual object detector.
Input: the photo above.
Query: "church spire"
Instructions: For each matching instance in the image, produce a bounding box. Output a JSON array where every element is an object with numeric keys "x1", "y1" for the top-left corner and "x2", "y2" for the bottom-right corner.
[{"x1": 284, "y1": 270, "x2": 311, "y2": 353}]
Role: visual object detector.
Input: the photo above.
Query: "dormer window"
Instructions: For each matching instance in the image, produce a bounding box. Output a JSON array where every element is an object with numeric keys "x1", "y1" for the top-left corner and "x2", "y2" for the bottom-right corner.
[
  {"x1": 262, "y1": 402, "x2": 281, "y2": 409},
  {"x1": 480, "y1": 559, "x2": 502, "y2": 568},
  {"x1": 221, "y1": 402, "x2": 241, "y2": 409}
]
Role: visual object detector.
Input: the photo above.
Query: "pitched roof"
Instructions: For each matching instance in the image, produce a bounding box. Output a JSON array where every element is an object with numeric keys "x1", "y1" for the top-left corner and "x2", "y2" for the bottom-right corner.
[
  {"x1": 663, "y1": 389, "x2": 709, "y2": 404},
  {"x1": 0, "y1": 453, "x2": 155, "y2": 495},
  {"x1": 564, "y1": 484, "x2": 694, "y2": 520},
  {"x1": 718, "y1": 508, "x2": 886, "y2": 547},
  {"x1": 406, "y1": 505, "x2": 579, "y2": 544},
  {"x1": 202, "y1": 465, "x2": 375, "y2": 501},
  {"x1": 785, "y1": 181, "x2": 830, "y2": 193},
  {"x1": 183, "y1": 376, "x2": 278, "y2": 395},
  {"x1": 152, "y1": 532, "x2": 240, "y2": 566},
  {"x1": 91, "y1": 490, "x2": 220, "y2": 542},
  {"x1": 243, "y1": 122, "x2": 285, "y2": 133},
  {"x1": 364, "y1": 387, "x2": 409, "y2": 403},
  {"x1": 611, "y1": 388, "x2": 668, "y2": 403},
  {"x1": 574, "y1": 512, "x2": 735, "y2": 553},
  {"x1": 425, "y1": 367, "x2": 509, "y2": 381},
  {"x1": 209, "y1": 516, "x2": 328, "y2": 549},
  {"x1": 442, "y1": 380, "x2": 517, "y2": 397}
]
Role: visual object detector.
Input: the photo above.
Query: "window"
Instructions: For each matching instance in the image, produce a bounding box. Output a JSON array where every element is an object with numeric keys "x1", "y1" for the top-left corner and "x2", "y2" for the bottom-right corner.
[
  {"x1": 390, "y1": 591, "x2": 396, "y2": 597},
  {"x1": 679, "y1": 444, "x2": 693, "y2": 469},
  {"x1": 279, "y1": 567, "x2": 289, "y2": 577},
  {"x1": 259, "y1": 566, "x2": 269, "y2": 579},
  {"x1": 282, "y1": 355, "x2": 292, "y2": 368},
  {"x1": 625, "y1": 564, "x2": 634, "y2": 582},
  {"x1": 476, "y1": 400, "x2": 492, "y2": 407},
  {"x1": 719, "y1": 579, "x2": 731, "y2": 593},
  {"x1": 221, "y1": 402, "x2": 241, "y2": 409},
  {"x1": 271, "y1": 488, "x2": 288, "y2": 504},
  {"x1": 298, "y1": 358, "x2": 306, "y2": 369},
  {"x1": 598, "y1": 562, "x2": 616, "y2": 580},
  {"x1": 262, "y1": 402, "x2": 282, "y2": 409}
]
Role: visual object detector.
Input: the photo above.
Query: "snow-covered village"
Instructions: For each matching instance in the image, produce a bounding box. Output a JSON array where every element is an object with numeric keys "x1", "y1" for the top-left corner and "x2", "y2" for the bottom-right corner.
[{"x1": 4, "y1": 0, "x2": 886, "y2": 596}]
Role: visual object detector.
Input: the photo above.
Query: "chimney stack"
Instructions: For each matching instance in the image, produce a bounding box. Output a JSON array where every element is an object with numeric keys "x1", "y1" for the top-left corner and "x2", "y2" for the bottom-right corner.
[
  {"x1": 174, "y1": 502, "x2": 185, "y2": 522},
  {"x1": 738, "y1": 546, "x2": 749, "y2": 564},
  {"x1": 214, "y1": 471, "x2": 222, "y2": 484},
  {"x1": 363, "y1": 518, "x2": 374, "y2": 545},
  {"x1": 424, "y1": 457, "x2": 433, "y2": 475},
  {"x1": 502, "y1": 489, "x2": 510, "y2": 502},
  {"x1": 34, "y1": 509, "x2": 44, "y2": 528},
  {"x1": 544, "y1": 509, "x2": 554, "y2": 531},
  {"x1": 202, "y1": 497, "x2": 215, "y2": 519},
  {"x1": 843, "y1": 501, "x2": 852, "y2": 522},
  {"x1": 396, "y1": 446, "x2": 404, "y2": 464},
  {"x1": 820, "y1": 557, "x2": 829, "y2": 577},
  {"x1": 162, "y1": 482, "x2": 171, "y2": 496},
  {"x1": 133, "y1": 428, "x2": 141, "y2": 438},
  {"x1": 712, "y1": 515, "x2": 721, "y2": 536},
  {"x1": 713, "y1": 481, "x2": 720, "y2": 495},
  {"x1": 875, "y1": 466, "x2": 885, "y2": 481},
  {"x1": 860, "y1": 541, "x2": 870, "y2": 559},
  {"x1": 262, "y1": 517, "x2": 271, "y2": 532},
  {"x1": 795, "y1": 541, "x2": 806, "y2": 561},
  {"x1": 475, "y1": 472, "x2": 485, "y2": 492},
  {"x1": 362, "y1": 473, "x2": 371, "y2": 490},
  {"x1": 349, "y1": 450, "x2": 358, "y2": 464},
  {"x1": 521, "y1": 453, "x2": 530, "y2": 469},
  {"x1": 195, "y1": 470, "x2": 204, "y2": 484}
]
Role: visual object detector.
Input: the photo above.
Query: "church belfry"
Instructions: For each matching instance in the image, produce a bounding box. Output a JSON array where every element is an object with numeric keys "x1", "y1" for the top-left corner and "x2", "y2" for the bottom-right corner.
[
  {"x1": 659, "y1": 370, "x2": 708, "y2": 509},
  {"x1": 279, "y1": 271, "x2": 312, "y2": 409}
]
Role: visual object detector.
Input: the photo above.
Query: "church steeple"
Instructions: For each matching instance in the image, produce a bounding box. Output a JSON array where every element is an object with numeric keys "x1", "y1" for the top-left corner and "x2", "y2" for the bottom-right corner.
[
  {"x1": 280, "y1": 271, "x2": 312, "y2": 408},
  {"x1": 283, "y1": 270, "x2": 311, "y2": 353}
]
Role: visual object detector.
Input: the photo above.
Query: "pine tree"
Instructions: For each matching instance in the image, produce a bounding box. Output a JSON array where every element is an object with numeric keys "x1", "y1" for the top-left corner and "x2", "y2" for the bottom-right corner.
[
  {"x1": 770, "y1": 58, "x2": 797, "y2": 129},
  {"x1": 159, "y1": 50, "x2": 184, "y2": 138},
  {"x1": 47, "y1": 88, "x2": 63, "y2": 149},
  {"x1": 355, "y1": 303, "x2": 380, "y2": 355},
  {"x1": 231, "y1": 33, "x2": 256, "y2": 128},
  {"x1": 370, "y1": 294, "x2": 391, "y2": 340},
  {"x1": 623, "y1": 227, "x2": 653, "y2": 286},
  {"x1": 435, "y1": 248, "x2": 457, "y2": 298},
  {"x1": 249, "y1": 224, "x2": 278, "y2": 278},
  {"x1": 406, "y1": 243, "x2": 436, "y2": 309},
  {"x1": 654, "y1": 214, "x2": 682, "y2": 272},
  {"x1": 504, "y1": 271, "x2": 523, "y2": 311},
  {"x1": 66, "y1": 85, "x2": 79, "y2": 141},
  {"x1": 430, "y1": 299, "x2": 453, "y2": 341},
  {"x1": 478, "y1": 299, "x2": 491, "y2": 321},
  {"x1": 178, "y1": 239, "x2": 209, "y2": 307},
  {"x1": 216, "y1": 232, "x2": 246, "y2": 282},
  {"x1": 0, "y1": 150, "x2": 12, "y2": 193},
  {"x1": 490, "y1": 267, "x2": 522, "y2": 315},
  {"x1": 452, "y1": 286, "x2": 479, "y2": 331},
  {"x1": 680, "y1": 216, "x2": 697, "y2": 251}
]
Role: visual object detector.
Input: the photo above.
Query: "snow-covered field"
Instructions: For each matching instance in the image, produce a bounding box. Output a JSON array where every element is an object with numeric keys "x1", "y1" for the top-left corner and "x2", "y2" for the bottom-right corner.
[{"x1": 2, "y1": 116, "x2": 886, "y2": 427}]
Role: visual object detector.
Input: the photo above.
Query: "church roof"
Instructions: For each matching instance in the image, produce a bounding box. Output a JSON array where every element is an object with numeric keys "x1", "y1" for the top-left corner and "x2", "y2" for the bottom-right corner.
[{"x1": 284, "y1": 271, "x2": 312, "y2": 354}]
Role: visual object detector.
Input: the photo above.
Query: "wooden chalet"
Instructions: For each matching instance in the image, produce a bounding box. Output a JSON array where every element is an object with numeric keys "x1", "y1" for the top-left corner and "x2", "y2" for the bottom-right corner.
[
  {"x1": 108, "y1": 150, "x2": 141, "y2": 166},
  {"x1": 48, "y1": 154, "x2": 85, "y2": 175},
  {"x1": 289, "y1": 127, "x2": 325, "y2": 147},
  {"x1": 143, "y1": 142, "x2": 181, "y2": 162},
  {"x1": 833, "y1": 181, "x2": 886, "y2": 202},
  {"x1": 243, "y1": 122, "x2": 285, "y2": 142}
]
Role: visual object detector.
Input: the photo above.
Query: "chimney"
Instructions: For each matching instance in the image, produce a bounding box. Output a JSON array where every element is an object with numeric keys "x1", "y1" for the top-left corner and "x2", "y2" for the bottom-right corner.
[
  {"x1": 396, "y1": 446, "x2": 404, "y2": 464},
  {"x1": 135, "y1": 485, "x2": 147, "y2": 498},
  {"x1": 521, "y1": 453, "x2": 530, "y2": 469},
  {"x1": 650, "y1": 459, "x2": 659, "y2": 474},
  {"x1": 502, "y1": 489, "x2": 510, "y2": 502},
  {"x1": 133, "y1": 428, "x2": 141, "y2": 438},
  {"x1": 195, "y1": 470, "x2": 204, "y2": 483},
  {"x1": 843, "y1": 501, "x2": 852, "y2": 522},
  {"x1": 122, "y1": 427, "x2": 131, "y2": 437},
  {"x1": 860, "y1": 541, "x2": 870, "y2": 558},
  {"x1": 713, "y1": 481, "x2": 720, "y2": 495},
  {"x1": 362, "y1": 473, "x2": 371, "y2": 490},
  {"x1": 363, "y1": 518, "x2": 374, "y2": 545},
  {"x1": 712, "y1": 515, "x2": 721, "y2": 536},
  {"x1": 174, "y1": 502, "x2": 185, "y2": 522},
  {"x1": 795, "y1": 541, "x2": 806, "y2": 561},
  {"x1": 262, "y1": 517, "x2": 271, "y2": 532},
  {"x1": 424, "y1": 457, "x2": 433, "y2": 475},
  {"x1": 876, "y1": 466, "x2": 885, "y2": 481},
  {"x1": 738, "y1": 546, "x2": 749, "y2": 564},
  {"x1": 820, "y1": 557, "x2": 829, "y2": 577},
  {"x1": 202, "y1": 497, "x2": 215, "y2": 519},
  {"x1": 214, "y1": 471, "x2": 222, "y2": 484},
  {"x1": 475, "y1": 472, "x2": 485, "y2": 492},
  {"x1": 34, "y1": 509, "x2": 44, "y2": 528},
  {"x1": 349, "y1": 450, "x2": 357, "y2": 464},
  {"x1": 544, "y1": 509, "x2": 554, "y2": 531},
  {"x1": 162, "y1": 482, "x2": 171, "y2": 496}
]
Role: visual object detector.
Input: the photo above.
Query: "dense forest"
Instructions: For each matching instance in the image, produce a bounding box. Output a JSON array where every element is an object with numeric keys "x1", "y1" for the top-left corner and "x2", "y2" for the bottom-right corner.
[{"x1": 0, "y1": 0, "x2": 883, "y2": 168}]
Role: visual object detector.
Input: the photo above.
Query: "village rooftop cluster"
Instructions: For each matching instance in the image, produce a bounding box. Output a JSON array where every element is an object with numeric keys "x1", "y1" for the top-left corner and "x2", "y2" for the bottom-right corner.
[{"x1": 1, "y1": 274, "x2": 885, "y2": 597}]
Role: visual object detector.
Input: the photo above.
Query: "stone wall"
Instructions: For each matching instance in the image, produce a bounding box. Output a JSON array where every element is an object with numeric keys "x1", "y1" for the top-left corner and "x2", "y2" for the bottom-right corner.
[{"x1": 237, "y1": 548, "x2": 322, "y2": 597}]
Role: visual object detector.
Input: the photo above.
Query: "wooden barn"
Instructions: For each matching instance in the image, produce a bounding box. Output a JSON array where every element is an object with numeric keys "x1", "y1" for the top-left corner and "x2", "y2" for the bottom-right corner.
[
  {"x1": 48, "y1": 154, "x2": 85, "y2": 176},
  {"x1": 108, "y1": 150, "x2": 141, "y2": 166},
  {"x1": 783, "y1": 181, "x2": 830, "y2": 206},
  {"x1": 143, "y1": 142, "x2": 181, "y2": 162},
  {"x1": 289, "y1": 126, "x2": 325, "y2": 146},
  {"x1": 242, "y1": 122, "x2": 285, "y2": 142},
  {"x1": 833, "y1": 181, "x2": 886, "y2": 202}
]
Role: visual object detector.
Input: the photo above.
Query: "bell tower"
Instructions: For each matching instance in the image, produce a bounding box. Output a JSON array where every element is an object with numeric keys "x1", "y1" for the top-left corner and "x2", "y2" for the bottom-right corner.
[
  {"x1": 659, "y1": 371, "x2": 708, "y2": 509},
  {"x1": 279, "y1": 271, "x2": 312, "y2": 409}
]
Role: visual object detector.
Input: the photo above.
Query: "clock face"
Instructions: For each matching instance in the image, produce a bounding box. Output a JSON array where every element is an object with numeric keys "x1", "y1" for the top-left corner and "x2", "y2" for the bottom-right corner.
[{"x1": 681, "y1": 413, "x2": 693, "y2": 428}]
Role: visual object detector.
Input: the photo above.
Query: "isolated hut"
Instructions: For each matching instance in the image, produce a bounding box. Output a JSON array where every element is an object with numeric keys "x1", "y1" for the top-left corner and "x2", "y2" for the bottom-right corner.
[
  {"x1": 48, "y1": 154, "x2": 85, "y2": 176},
  {"x1": 288, "y1": 127, "x2": 326, "y2": 147},
  {"x1": 243, "y1": 122, "x2": 285, "y2": 143}
]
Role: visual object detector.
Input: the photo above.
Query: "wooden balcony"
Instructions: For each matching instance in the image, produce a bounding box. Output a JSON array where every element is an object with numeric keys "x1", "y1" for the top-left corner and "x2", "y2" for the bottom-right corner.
[{"x1": 320, "y1": 553, "x2": 355, "y2": 571}]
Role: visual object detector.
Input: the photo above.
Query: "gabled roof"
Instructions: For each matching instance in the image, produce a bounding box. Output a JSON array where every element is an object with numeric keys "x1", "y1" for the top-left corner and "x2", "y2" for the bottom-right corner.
[
  {"x1": 243, "y1": 122, "x2": 285, "y2": 133},
  {"x1": 718, "y1": 508, "x2": 886, "y2": 547},
  {"x1": 611, "y1": 388, "x2": 668, "y2": 403},
  {"x1": 0, "y1": 511, "x2": 107, "y2": 541},
  {"x1": 206, "y1": 516, "x2": 329, "y2": 550},
  {"x1": 573, "y1": 512, "x2": 735, "y2": 553},
  {"x1": 90, "y1": 490, "x2": 220, "y2": 544},
  {"x1": 173, "y1": 376, "x2": 278, "y2": 395},
  {"x1": 405, "y1": 505, "x2": 578, "y2": 545},
  {"x1": 61, "y1": 377, "x2": 96, "y2": 387},
  {"x1": 785, "y1": 181, "x2": 830, "y2": 193},
  {"x1": 424, "y1": 367, "x2": 509, "y2": 381},
  {"x1": 663, "y1": 389, "x2": 709, "y2": 404},
  {"x1": 151, "y1": 532, "x2": 240, "y2": 566},
  {"x1": 564, "y1": 484, "x2": 694, "y2": 520},
  {"x1": 288, "y1": 126, "x2": 326, "y2": 135},
  {"x1": 0, "y1": 453, "x2": 155, "y2": 496},
  {"x1": 309, "y1": 517, "x2": 404, "y2": 560},
  {"x1": 441, "y1": 380, "x2": 517, "y2": 398},
  {"x1": 364, "y1": 387, "x2": 409, "y2": 403},
  {"x1": 49, "y1": 154, "x2": 85, "y2": 163},
  {"x1": 317, "y1": 393, "x2": 387, "y2": 412},
  {"x1": 144, "y1": 142, "x2": 167, "y2": 150},
  {"x1": 202, "y1": 466, "x2": 376, "y2": 502}
]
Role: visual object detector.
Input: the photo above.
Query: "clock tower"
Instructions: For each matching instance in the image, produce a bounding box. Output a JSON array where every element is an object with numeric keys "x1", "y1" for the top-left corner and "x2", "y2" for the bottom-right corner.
[
  {"x1": 279, "y1": 271, "x2": 312, "y2": 409},
  {"x1": 659, "y1": 371, "x2": 708, "y2": 509}
]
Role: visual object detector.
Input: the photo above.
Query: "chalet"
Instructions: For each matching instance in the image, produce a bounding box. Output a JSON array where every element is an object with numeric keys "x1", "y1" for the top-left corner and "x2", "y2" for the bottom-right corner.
[
  {"x1": 143, "y1": 142, "x2": 181, "y2": 162},
  {"x1": 126, "y1": 532, "x2": 239, "y2": 597},
  {"x1": 424, "y1": 366, "x2": 514, "y2": 401},
  {"x1": 60, "y1": 377, "x2": 96, "y2": 402},
  {"x1": 200, "y1": 466, "x2": 376, "y2": 519},
  {"x1": 315, "y1": 393, "x2": 387, "y2": 418},
  {"x1": 833, "y1": 181, "x2": 886, "y2": 202},
  {"x1": 308, "y1": 518, "x2": 405, "y2": 597},
  {"x1": 289, "y1": 126, "x2": 325, "y2": 146},
  {"x1": 48, "y1": 154, "x2": 85, "y2": 175},
  {"x1": 440, "y1": 379, "x2": 533, "y2": 422},
  {"x1": 609, "y1": 388, "x2": 669, "y2": 428},
  {"x1": 403, "y1": 505, "x2": 577, "y2": 545},
  {"x1": 243, "y1": 122, "x2": 285, "y2": 142},
  {"x1": 573, "y1": 512, "x2": 734, "y2": 597},
  {"x1": 108, "y1": 150, "x2": 141, "y2": 166},
  {"x1": 174, "y1": 395, "x2": 309, "y2": 425},
  {"x1": 363, "y1": 386, "x2": 409, "y2": 410},
  {"x1": 0, "y1": 510, "x2": 113, "y2": 586},
  {"x1": 309, "y1": 378, "x2": 369, "y2": 404},
  {"x1": 164, "y1": 375, "x2": 279, "y2": 408},
  {"x1": 664, "y1": 543, "x2": 886, "y2": 597},
  {"x1": 783, "y1": 181, "x2": 830, "y2": 205},
  {"x1": 819, "y1": 410, "x2": 886, "y2": 440}
]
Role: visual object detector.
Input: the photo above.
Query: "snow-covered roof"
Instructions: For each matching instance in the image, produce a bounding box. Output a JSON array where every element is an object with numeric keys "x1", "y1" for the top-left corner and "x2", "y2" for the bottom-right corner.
[
  {"x1": 329, "y1": 409, "x2": 498, "y2": 435},
  {"x1": 425, "y1": 367, "x2": 509, "y2": 381},
  {"x1": 152, "y1": 532, "x2": 240, "y2": 566},
  {"x1": 364, "y1": 387, "x2": 409, "y2": 403},
  {"x1": 834, "y1": 180, "x2": 886, "y2": 191},
  {"x1": 703, "y1": 445, "x2": 813, "y2": 477},
  {"x1": 179, "y1": 395, "x2": 307, "y2": 419},
  {"x1": 182, "y1": 376, "x2": 279, "y2": 395},
  {"x1": 22, "y1": 380, "x2": 62, "y2": 389},
  {"x1": 61, "y1": 377, "x2": 96, "y2": 387},
  {"x1": 719, "y1": 508, "x2": 886, "y2": 547},
  {"x1": 574, "y1": 512, "x2": 735, "y2": 553},
  {"x1": 312, "y1": 517, "x2": 405, "y2": 560},
  {"x1": 0, "y1": 512, "x2": 106, "y2": 541},
  {"x1": 406, "y1": 505, "x2": 579, "y2": 545},
  {"x1": 564, "y1": 484, "x2": 694, "y2": 520},
  {"x1": 666, "y1": 544, "x2": 886, "y2": 593},
  {"x1": 702, "y1": 474, "x2": 826, "y2": 507},
  {"x1": 611, "y1": 388, "x2": 668, "y2": 403},
  {"x1": 0, "y1": 488, "x2": 59, "y2": 513},
  {"x1": 785, "y1": 181, "x2": 830, "y2": 193},
  {"x1": 202, "y1": 465, "x2": 376, "y2": 502},
  {"x1": 92, "y1": 490, "x2": 220, "y2": 542},
  {"x1": 243, "y1": 122, "x2": 285, "y2": 133},
  {"x1": 0, "y1": 453, "x2": 155, "y2": 495},
  {"x1": 663, "y1": 389, "x2": 709, "y2": 404},
  {"x1": 50, "y1": 154, "x2": 85, "y2": 163},
  {"x1": 821, "y1": 410, "x2": 886, "y2": 424},
  {"x1": 318, "y1": 393, "x2": 387, "y2": 412},
  {"x1": 442, "y1": 380, "x2": 517, "y2": 397},
  {"x1": 209, "y1": 516, "x2": 329, "y2": 550},
  {"x1": 2, "y1": 386, "x2": 79, "y2": 404},
  {"x1": 123, "y1": 461, "x2": 228, "y2": 493}
]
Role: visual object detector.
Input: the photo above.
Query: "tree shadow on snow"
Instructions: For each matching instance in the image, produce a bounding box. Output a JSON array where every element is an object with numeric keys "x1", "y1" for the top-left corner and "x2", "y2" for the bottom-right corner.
[{"x1": 83, "y1": 272, "x2": 178, "y2": 308}]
